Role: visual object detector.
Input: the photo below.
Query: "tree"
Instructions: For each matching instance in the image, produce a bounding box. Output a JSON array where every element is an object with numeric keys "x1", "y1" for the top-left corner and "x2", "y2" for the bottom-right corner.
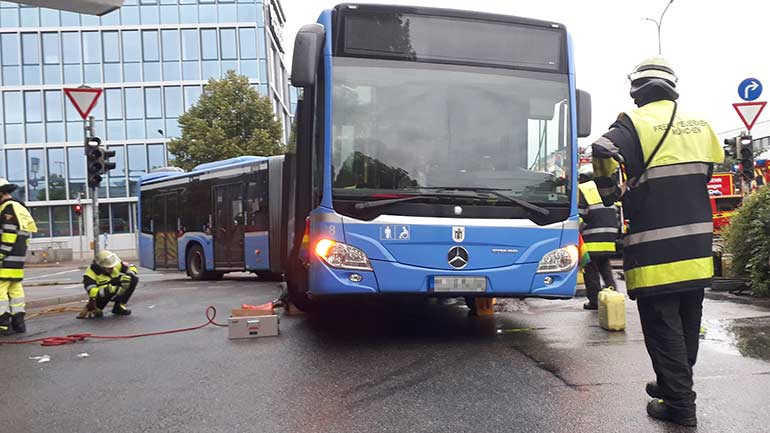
[
  {"x1": 723, "y1": 186, "x2": 770, "y2": 297},
  {"x1": 168, "y1": 71, "x2": 283, "y2": 171}
]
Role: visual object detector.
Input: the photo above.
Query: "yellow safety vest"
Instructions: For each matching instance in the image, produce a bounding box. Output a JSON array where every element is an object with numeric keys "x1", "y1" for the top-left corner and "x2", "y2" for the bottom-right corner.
[
  {"x1": 628, "y1": 100, "x2": 724, "y2": 169},
  {"x1": 578, "y1": 181, "x2": 618, "y2": 255},
  {"x1": 0, "y1": 200, "x2": 36, "y2": 281},
  {"x1": 621, "y1": 100, "x2": 723, "y2": 297},
  {"x1": 0, "y1": 201, "x2": 37, "y2": 234}
]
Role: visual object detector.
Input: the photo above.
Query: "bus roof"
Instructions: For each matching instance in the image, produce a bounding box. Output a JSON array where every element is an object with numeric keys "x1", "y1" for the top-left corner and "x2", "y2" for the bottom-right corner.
[
  {"x1": 139, "y1": 156, "x2": 272, "y2": 188},
  {"x1": 333, "y1": 3, "x2": 566, "y2": 30}
]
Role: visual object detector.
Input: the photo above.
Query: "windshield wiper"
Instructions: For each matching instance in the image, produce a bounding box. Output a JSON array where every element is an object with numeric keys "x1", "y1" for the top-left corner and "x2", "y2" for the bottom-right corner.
[
  {"x1": 422, "y1": 187, "x2": 551, "y2": 216},
  {"x1": 353, "y1": 195, "x2": 438, "y2": 210}
]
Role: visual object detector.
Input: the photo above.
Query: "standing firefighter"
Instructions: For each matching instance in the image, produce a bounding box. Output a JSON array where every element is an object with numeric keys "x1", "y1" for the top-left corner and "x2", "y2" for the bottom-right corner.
[
  {"x1": 0, "y1": 178, "x2": 37, "y2": 336},
  {"x1": 577, "y1": 165, "x2": 619, "y2": 310},
  {"x1": 78, "y1": 250, "x2": 139, "y2": 318},
  {"x1": 591, "y1": 57, "x2": 723, "y2": 426}
]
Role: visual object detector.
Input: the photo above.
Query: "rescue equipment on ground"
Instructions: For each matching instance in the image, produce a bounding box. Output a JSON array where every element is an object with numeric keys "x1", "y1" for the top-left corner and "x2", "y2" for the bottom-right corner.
[
  {"x1": 598, "y1": 288, "x2": 626, "y2": 331},
  {"x1": 228, "y1": 304, "x2": 279, "y2": 339}
]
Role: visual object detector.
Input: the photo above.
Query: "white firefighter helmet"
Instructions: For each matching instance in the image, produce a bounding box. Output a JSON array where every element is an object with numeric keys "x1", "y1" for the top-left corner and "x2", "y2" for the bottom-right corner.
[
  {"x1": 628, "y1": 56, "x2": 678, "y2": 84},
  {"x1": 95, "y1": 250, "x2": 121, "y2": 269},
  {"x1": 0, "y1": 177, "x2": 19, "y2": 194}
]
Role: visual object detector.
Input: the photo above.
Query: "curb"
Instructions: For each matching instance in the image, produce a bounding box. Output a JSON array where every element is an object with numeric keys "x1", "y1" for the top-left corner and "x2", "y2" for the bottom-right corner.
[
  {"x1": 25, "y1": 281, "x2": 78, "y2": 287},
  {"x1": 26, "y1": 294, "x2": 87, "y2": 309}
]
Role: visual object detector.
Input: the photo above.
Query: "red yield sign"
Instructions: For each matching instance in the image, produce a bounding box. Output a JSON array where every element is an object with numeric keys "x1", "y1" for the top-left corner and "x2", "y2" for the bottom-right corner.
[
  {"x1": 732, "y1": 101, "x2": 767, "y2": 131},
  {"x1": 64, "y1": 87, "x2": 103, "y2": 120}
]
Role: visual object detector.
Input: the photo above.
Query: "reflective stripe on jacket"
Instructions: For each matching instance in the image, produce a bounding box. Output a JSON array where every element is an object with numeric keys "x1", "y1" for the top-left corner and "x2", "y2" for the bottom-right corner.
[
  {"x1": 618, "y1": 100, "x2": 723, "y2": 297},
  {"x1": 0, "y1": 200, "x2": 35, "y2": 281},
  {"x1": 578, "y1": 181, "x2": 619, "y2": 256}
]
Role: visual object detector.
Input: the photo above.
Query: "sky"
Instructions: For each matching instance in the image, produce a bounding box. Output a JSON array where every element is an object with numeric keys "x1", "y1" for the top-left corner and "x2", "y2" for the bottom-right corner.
[{"x1": 279, "y1": 0, "x2": 770, "y2": 145}]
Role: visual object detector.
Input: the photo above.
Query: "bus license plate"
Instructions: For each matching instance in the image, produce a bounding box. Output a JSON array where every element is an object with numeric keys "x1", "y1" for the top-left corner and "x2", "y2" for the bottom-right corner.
[{"x1": 433, "y1": 276, "x2": 487, "y2": 292}]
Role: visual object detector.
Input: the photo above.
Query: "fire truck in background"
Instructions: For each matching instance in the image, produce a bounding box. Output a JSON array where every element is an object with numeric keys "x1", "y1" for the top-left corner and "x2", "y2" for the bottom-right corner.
[{"x1": 708, "y1": 173, "x2": 741, "y2": 235}]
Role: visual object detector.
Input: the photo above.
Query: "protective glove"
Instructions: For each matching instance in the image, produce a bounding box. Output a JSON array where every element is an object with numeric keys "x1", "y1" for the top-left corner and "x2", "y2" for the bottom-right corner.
[
  {"x1": 76, "y1": 299, "x2": 103, "y2": 319},
  {"x1": 120, "y1": 274, "x2": 133, "y2": 289}
]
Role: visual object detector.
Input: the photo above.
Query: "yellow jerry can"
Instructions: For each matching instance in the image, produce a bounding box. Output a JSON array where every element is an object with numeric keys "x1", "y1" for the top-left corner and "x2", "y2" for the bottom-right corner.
[{"x1": 598, "y1": 288, "x2": 626, "y2": 331}]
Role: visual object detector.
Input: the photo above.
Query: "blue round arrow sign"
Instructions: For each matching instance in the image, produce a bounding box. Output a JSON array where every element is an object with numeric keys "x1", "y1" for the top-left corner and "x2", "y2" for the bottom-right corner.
[{"x1": 738, "y1": 78, "x2": 763, "y2": 101}]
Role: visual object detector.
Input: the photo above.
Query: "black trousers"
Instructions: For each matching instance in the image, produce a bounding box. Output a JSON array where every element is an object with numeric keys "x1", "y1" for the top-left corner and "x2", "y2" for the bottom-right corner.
[
  {"x1": 584, "y1": 255, "x2": 616, "y2": 304},
  {"x1": 95, "y1": 274, "x2": 138, "y2": 310},
  {"x1": 637, "y1": 288, "x2": 704, "y2": 415}
]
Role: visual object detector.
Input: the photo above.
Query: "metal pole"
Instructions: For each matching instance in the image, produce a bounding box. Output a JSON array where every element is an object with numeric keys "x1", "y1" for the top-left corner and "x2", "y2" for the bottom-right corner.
[
  {"x1": 78, "y1": 193, "x2": 84, "y2": 260},
  {"x1": 644, "y1": 0, "x2": 674, "y2": 55}
]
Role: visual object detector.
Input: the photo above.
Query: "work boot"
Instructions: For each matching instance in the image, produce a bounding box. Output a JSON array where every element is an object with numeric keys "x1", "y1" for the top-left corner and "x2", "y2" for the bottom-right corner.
[
  {"x1": 112, "y1": 303, "x2": 131, "y2": 316},
  {"x1": 11, "y1": 312, "x2": 25, "y2": 333},
  {"x1": 646, "y1": 399, "x2": 697, "y2": 427},
  {"x1": 646, "y1": 381, "x2": 661, "y2": 399},
  {"x1": 583, "y1": 302, "x2": 598, "y2": 310},
  {"x1": 0, "y1": 313, "x2": 14, "y2": 336}
]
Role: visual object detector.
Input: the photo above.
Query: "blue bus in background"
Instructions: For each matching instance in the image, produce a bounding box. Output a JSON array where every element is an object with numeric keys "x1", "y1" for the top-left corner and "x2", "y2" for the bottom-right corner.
[
  {"x1": 284, "y1": 4, "x2": 593, "y2": 311},
  {"x1": 138, "y1": 156, "x2": 286, "y2": 281}
]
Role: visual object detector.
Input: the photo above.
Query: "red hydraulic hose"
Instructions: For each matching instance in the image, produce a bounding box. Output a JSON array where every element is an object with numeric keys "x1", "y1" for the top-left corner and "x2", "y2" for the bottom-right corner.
[{"x1": 0, "y1": 306, "x2": 228, "y2": 347}]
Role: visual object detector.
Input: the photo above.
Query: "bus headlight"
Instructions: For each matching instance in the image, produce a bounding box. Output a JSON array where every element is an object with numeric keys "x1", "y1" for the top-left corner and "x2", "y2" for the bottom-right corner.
[
  {"x1": 536, "y1": 245, "x2": 578, "y2": 273},
  {"x1": 315, "y1": 239, "x2": 372, "y2": 271}
]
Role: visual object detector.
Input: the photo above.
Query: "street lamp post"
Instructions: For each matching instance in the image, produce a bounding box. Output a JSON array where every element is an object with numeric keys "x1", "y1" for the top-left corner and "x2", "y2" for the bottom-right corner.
[{"x1": 643, "y1": 0, "x2": 675, "y2": 55}]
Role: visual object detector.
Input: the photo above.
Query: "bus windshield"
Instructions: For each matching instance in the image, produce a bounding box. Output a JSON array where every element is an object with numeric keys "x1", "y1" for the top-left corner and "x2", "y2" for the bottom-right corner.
[{"x1": 331, "y1": 57, "x2": 571, "y2": 207}]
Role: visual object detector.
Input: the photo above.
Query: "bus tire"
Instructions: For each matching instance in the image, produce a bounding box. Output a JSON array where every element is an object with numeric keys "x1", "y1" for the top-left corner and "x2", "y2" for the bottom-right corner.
[
  {"x1": 286, "y1": 266, "x2": 314, "y2": 312},
  {"x1": 187, "y1": 244, "x2": 209, "y2": 281}
]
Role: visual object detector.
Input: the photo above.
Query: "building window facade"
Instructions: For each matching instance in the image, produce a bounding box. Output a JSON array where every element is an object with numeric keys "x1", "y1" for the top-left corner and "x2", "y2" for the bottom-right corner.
[{"x1": 0, "y1": 0, "x2": 290, "y2": 243}]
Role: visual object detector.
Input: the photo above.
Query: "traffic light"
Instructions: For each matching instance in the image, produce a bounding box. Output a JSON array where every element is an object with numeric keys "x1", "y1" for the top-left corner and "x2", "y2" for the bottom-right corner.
[
  {"x1": 103, "y1": 147, "x2": 117, "y2": 173},
  {"x1": 724, "y1": 137, "x2": 738, "y2": 158},
  {"x1": 740, "y1": 134, "x2": 754, "y2": 180},
  {"x1": 86, "y1": 137, "x2": 104, "y2": 188},
  {"x1": 73, "y1": 204, "x2": 82, "y2": 216}
]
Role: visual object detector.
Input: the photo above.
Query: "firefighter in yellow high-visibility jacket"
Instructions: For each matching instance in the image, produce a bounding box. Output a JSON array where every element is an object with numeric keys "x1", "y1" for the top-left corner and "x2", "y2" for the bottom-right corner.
[{"x1": 0, "y1": 178, "x2": 37, "y2": 336}]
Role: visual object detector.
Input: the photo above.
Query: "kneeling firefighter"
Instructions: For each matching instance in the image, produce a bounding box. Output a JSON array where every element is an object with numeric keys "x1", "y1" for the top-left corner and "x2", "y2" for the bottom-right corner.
[{"x1": 78, "y1": 250, "x2": 138, "y2": 319}]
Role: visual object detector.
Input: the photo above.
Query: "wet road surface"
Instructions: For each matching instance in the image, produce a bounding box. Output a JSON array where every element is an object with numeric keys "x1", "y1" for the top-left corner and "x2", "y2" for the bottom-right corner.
[{"x1": 1, "y1": 273, "x2": 769, "y2": 433}]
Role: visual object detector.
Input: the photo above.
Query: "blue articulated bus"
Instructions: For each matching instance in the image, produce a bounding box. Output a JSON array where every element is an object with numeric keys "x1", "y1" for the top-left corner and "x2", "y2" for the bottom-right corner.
[
  {"x1": 138, "y1": 156, "x2": 286, "y2": 280},
  {"x1": 284, "y1": 4, "x2": 593, "y2": 310}
]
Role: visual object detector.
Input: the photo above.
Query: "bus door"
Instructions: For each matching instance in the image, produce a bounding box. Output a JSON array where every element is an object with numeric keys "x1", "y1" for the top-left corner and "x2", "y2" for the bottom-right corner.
[
  {"x1": 153, "y1": 191, "x2": 179, "y2": 268},
  {"x1": 213, "y1": 183, "x2": 245, "y2": 267}
]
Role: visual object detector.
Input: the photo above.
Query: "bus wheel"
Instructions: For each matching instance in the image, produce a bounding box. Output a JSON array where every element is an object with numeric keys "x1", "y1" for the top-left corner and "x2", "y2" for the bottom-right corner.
[
  {"x1": 286, "y1": 267, "x2": 314, "y2": 312},
  {"x1": 187, "y1": 244, "x2": 209, "y2": 281}
]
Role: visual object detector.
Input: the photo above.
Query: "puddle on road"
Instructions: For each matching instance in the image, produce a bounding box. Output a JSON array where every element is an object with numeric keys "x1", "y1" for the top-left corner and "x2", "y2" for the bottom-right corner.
[{"x1": 702, "y1": 316, "x2": 770, "y2": 362}]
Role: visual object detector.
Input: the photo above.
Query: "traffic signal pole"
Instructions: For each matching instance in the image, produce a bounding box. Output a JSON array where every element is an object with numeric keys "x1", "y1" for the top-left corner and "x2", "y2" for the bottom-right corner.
[
  {"x1": 85, "y1": 115, "x2": 100, "y2": 256},
  {"x1": 77, "y1": 194, "x2": 84, "y2": 260}
]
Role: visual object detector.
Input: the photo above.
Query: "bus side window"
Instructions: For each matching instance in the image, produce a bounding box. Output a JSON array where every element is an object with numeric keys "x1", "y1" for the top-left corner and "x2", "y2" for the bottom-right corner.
[
  {"x1": 247, "y1": 177, "x2": 269, "y2": 230},
  {"x1": 141, "y1": 193, "x2": 154, "y2": 234}
]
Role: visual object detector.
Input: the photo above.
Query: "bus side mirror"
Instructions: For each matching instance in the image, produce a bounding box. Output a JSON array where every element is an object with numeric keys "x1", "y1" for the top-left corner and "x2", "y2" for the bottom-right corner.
[
  {"x1": 576, "y1": 89, "x2": 592, "y2": 138},
  {"x1": 291, "y1": 24, "x2": 325, "y2": 88}
]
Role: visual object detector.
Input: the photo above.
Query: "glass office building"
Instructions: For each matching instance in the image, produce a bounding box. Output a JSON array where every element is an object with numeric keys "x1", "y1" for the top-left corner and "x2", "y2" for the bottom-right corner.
[{"x1": 0, "y1": 0, "x2": 293, "y2": 255}]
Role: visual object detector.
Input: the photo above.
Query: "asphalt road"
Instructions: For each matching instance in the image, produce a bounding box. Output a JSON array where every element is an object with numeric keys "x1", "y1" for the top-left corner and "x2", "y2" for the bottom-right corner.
[{"x1": 1, "y1": 273, "x2": 769, "y2": 433}]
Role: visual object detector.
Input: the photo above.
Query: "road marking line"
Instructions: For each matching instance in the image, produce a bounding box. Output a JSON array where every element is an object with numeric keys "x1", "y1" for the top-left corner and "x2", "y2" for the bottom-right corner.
[{"x1": 26, "y1": 268, "x2": 81, "y2": 281}]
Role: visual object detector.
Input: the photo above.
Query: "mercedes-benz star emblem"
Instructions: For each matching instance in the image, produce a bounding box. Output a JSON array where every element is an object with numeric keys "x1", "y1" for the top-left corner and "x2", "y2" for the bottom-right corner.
[{"x1": 447, "y1": 246, "x2": 469, "y2": 269}]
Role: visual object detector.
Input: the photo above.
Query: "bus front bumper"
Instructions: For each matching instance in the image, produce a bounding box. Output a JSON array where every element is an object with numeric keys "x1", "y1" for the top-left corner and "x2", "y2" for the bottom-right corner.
[{"x1": 308, "y1": 259, "x2": 578, "y2": 299}]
